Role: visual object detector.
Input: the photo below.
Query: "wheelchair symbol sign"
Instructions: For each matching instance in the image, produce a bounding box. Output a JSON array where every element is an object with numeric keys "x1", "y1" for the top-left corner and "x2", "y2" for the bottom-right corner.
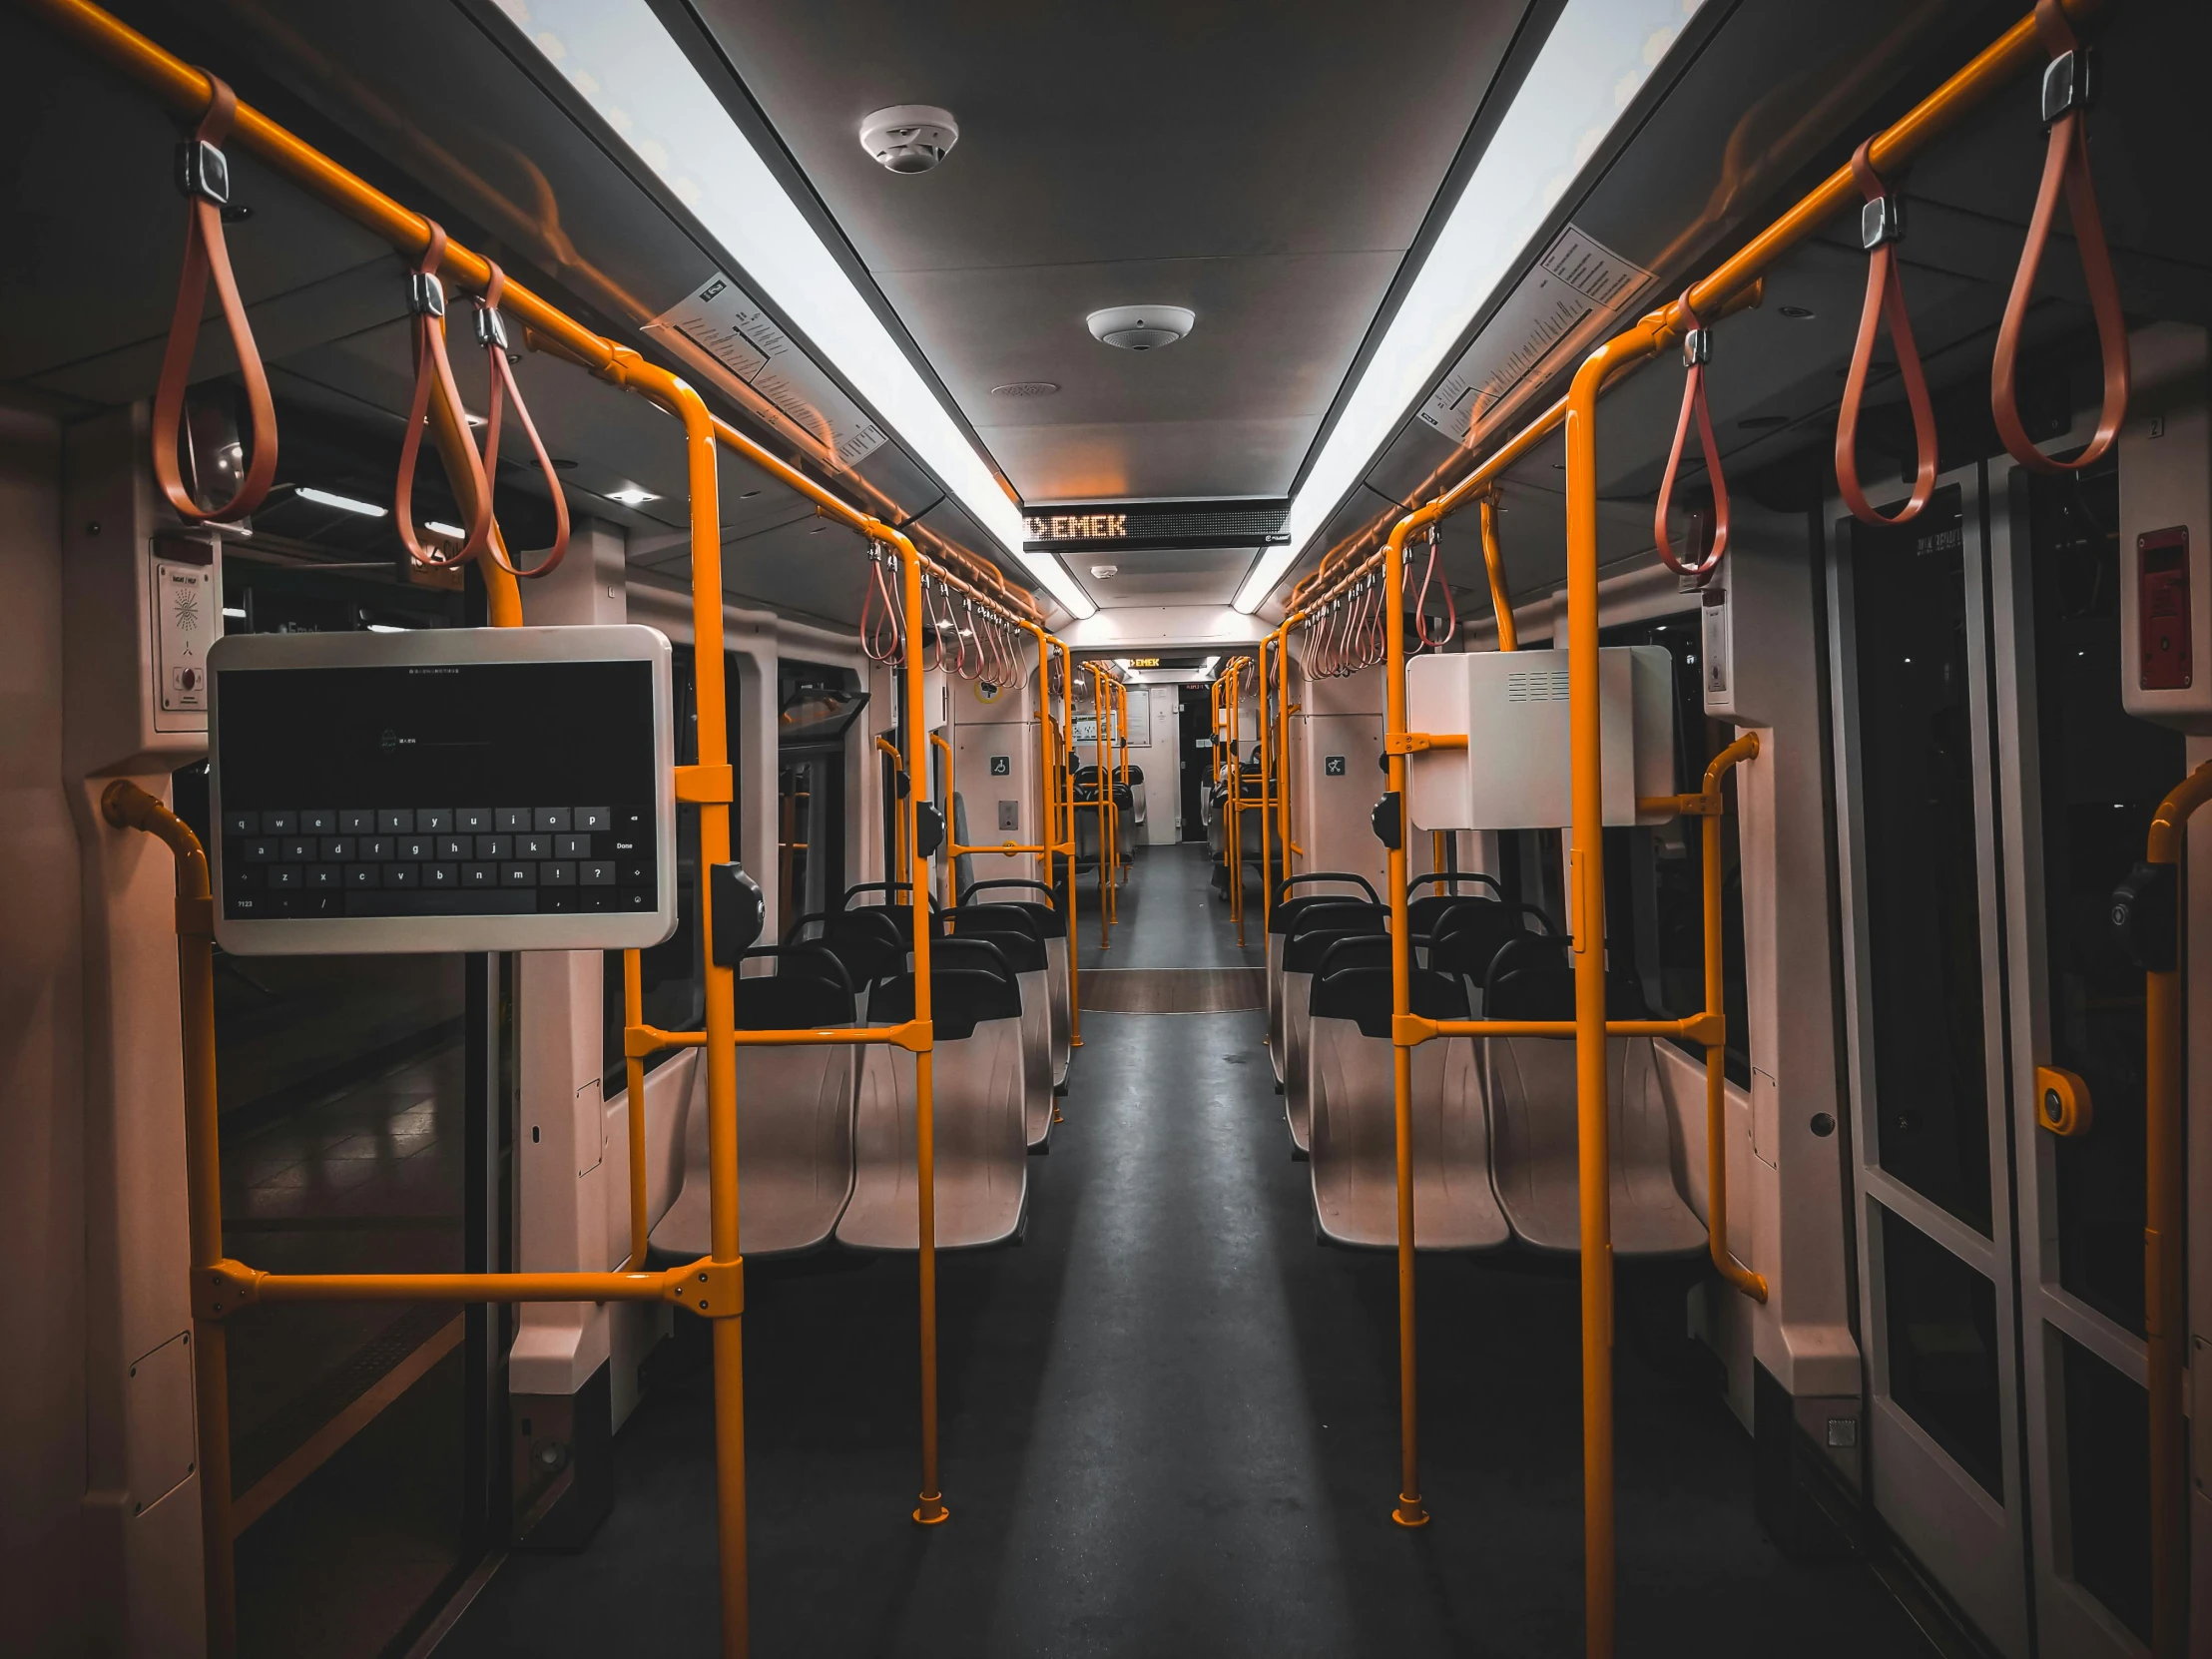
[{"x1": 989, "y1": 756, "x2": 1011, "y2": 776}]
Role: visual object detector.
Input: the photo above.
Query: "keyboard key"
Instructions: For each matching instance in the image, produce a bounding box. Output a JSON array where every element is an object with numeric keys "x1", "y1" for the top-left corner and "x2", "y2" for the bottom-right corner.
[
  {"x1": 300, "y1": 809, "x2": 336, "y2": 833},
  {"x1": 583, "y1": 888, "x2": 615, "y2": 912},
  {"x1": 496, "y1": 808, "x2": 532, "y2": 831},
  {"x1": 417, "y1": 809, "x2": 452, "y2": 833},
  {"x1": 339, "y1": 809, "x2": 375, "y2": 833},
  {"x1": 456, "y1": 808, "x2": 494, "y2": 833},
  {"x1": 295, "y1": 891, "x2": 342, "y2": 918},
  {"x1": 556, "y1": 833, "x2": 590, "y2": 858},
  {"x1": 398, "y1": 835, "x2": 435, "y2": 861},
  {"x1": 382, "y1": 863, "x2": 420, "y2": 888},
  {"x1": 268, "y1": 864, "x2": 302, "y2": 889},
  {"x1": 500, "y1": 862, "x2": 537, "y2": 887},
  {"x1": 223, "y1": 811, "x2": 258, "y2": 836},
  {"x1": 461, "y1": 862, "x2": 497, "y2": 888},
  {"x1": 575, "y1": 807, "x2": 612, "y2": 833},
  {"x1": 475, "y1": 834, "x2": 511, "y2": 859},
  {"x1": 619, "y1": 887, "x2": 654, "y2": 910},
  {"x1": 262, "y1": 810, "x2": 295, "y2": 834},
  {"x1": 307, "y1": 864, "x2": 342, "y2": 888},
  {"x1": 228, "y1": 892, "x2": 273, "y2": 916},
  {"x1": 242, "y1": 838, "x2": 277, "y2": 862},
  {"x1": 534, "y1": 807, "x2": 571, "y2": 832},
  {"x1": 423, "y1": 862, "x2": 459, "y2": 887},
  {"x1": 540, "y1": 860, "x2": 576, "y2": 887},
  {"x1": 539, "y1": 889, "x2": 578, "y2": 912},
  {"x1": 319, "y1": 836, "x2": 354, "y2": 860},
  {"x1": 615, "y1": 807, "x2": 649, "y2": 836},
  {"x1": 618, "y1": 860, "x2": 651, "y2": 885},
  {"x1": 361, "y1": 837, "x2": 394, "y2": 861},
  {"x1": 377, "y1": 809, "x2": 414, "y2": 833},
  {"x1": 437, "y1": 835, "x2": 469, "y2": 859},
  {"x1": 580, "y1": 860, "x2": 616, "y2": 887},
  {"x1": 344, "y1": 863, "x2": 378, "y2": 888},
  {"x1": 516, "y1": 832, "x2": 553, "y2": 859},
  {"x1": 227, "y1": 863, "x2": 260, "y2": 890},
  {"x1": 282, "y1": 838, "x2": 315, "y2": 860}
]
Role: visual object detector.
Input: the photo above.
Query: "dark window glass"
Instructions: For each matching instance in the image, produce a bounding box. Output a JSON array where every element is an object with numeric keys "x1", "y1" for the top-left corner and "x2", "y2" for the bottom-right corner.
[
  {"x1": 1852, "y1": 488, "x2": 1994, "y2": 1235},
  {"x1": 2058, "y1": 1329, "x2": 2150, "y2": 1637},
  {"x1": 1599, "y1": 612, "x2": 1750, "y2": 1085},
  {"x1": 2027, "y1": 460, "x2": 2181, "y2": 1332},
  {"x1": 1880, "y1": 1204, "x2": 2003, "y2": 1498}
]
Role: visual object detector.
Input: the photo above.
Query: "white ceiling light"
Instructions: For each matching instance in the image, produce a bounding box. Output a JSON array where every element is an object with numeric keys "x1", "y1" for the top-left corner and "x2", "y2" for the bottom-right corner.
[
  {"x1": 425, "y1": 520, "x2": 468, "y2": 539},
  {"x1": 500, "y1": 0, "x2": 1095, "y2": 621},
  {"x1": 1235, "y1": 0, "x2": 1704, "y2": 614},
  {"x1": 858, "y1": 105, "x2": 959, "y2": 175},
  {"x1": 1200, "y1": 655, "x2": 1221, "y2": 677},
  {"x1": 295, "y1": 486, "x2": 387, "y2": 518},
  {"x1": 604, "y1": 484, "x2": 660, "y2": 507},
  {"x1": 1086, "y1": 305, "x2": 1196, "y2": 351}
]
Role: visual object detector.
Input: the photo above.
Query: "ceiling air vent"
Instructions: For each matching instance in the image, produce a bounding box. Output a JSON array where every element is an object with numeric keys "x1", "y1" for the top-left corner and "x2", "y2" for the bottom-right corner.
[{"x1": 990, "y1": 381, "x2": 1060, "y2": 397}]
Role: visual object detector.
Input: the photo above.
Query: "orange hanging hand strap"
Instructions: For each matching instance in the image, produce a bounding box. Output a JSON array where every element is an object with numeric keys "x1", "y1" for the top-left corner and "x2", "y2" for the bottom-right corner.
[
  {"x1": 1991, "y1": 0, "x2": 2129, "y2": 475},
  {"x1": 1412, "y1": 525, "x2": 1457, "y2": 651},
  {"x1": 475, "y1": 262, "x2": 570, "y2": 578},
  {"x1": 1654, "y1": 287, "x2": 1730, "y2": 581},
  {"x1": 152, "y1": 73, "x2": 277, "y2": 524},
  {"x1": 1836, "y1": 141, "x2": 1940, "y2": 525},
  {"x1": 394, "y1": 221, "x2": 492, "y2": 569}
]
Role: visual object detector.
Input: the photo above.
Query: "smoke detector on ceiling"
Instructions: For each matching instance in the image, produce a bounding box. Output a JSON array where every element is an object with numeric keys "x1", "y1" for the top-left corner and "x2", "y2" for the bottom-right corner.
[
  {"x1": 1089, "y1": 564, "x2": 1119, "y2": 580},
  {"x1": 858, "y1": 106, "x2": 959, "y2": 174},
  {"x1": 1086, "y1": 305, "x2": 1196, "y2": 351}
]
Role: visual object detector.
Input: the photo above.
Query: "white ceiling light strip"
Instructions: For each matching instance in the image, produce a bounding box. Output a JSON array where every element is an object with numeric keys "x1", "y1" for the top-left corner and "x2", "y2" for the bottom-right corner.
[
  {"x1": 496, "y1": 0, "x2": 1097, "y2": 621},
  {"x1": 1235, "y1": 0, "x2": 1704, "y2": 614}
]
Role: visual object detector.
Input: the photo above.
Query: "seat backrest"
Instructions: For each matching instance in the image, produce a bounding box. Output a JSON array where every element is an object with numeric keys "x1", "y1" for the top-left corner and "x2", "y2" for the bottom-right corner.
[
  {"x1": 1284, "y1": 922, "x2": 1386, "y2": 974},
  {"x1": 1407, "y1": 873, "x2": 1505, "y2": 941},
  {"x1": 1284, "y1": 898, "x2": 1387, "y2": 943},
  {"x1": 1270, "y1": 884, "x2": 1382, "y2": 936},
  {"x1": 731, "y1": 966, "x2": 855, "y2": 1030},
  {"x1": 841, "y1": 882, "x2": 943, "y2": 941},
  {"x1": 788, "y1": 906, "x2": 905, "y2": 991},
  {"x1": 947, "y1": 906, "x2": 1047, "y2": 973},
  {"x1": 1314, "y1": 934, "x2": 1392, "y2": 979},
  {"x1": 1309, "y1": 963, "x2": 1467, "y2": 1040},
  {"x1": 742, "y1": 943, "x2": 854, "y2": 997},
  {"x1": 1430, "y1": 899, "x2": 1551, "y2": 986},
  {"x1": 1482, "y1": 936, "x2": 1649, "y2": 1021},
  {"x1": 961, "y1": 879, "x2": 1066, "y2": 939},
  {"x1": 867, "y1": 966, "x2": 1022, "y2": 1040}
]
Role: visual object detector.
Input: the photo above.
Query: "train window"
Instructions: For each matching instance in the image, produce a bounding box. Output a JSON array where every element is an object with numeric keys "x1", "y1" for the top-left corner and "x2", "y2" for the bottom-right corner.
[
  {"x1": 1848, "y1": 486, "x2": 1994, "y2": 1237},
  {"x1": 779, "y1": 662, "x2": 862, "y2": 927},
  {"x1": 1879, "y1": 1203, "x2": 2004, "y2": 1500},
  {"x1": 603, "y1": 643, "x2": 742, "y2": 1093},
  {"x1": 2024, "y1": 459, "x2": 2179, "y2": 1334},
  {"x1": 1599, "y1": 612, "x2": 1749, "y2": 1086},
  {"x1": 2057, "y1": 1328, "x2": 2151, "y2": 1639}
]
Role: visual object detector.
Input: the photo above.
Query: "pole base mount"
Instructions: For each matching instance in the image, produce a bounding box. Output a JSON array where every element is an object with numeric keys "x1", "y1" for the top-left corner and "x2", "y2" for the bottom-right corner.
[
  {"x1": 912, "y1": 1493, "x2": 950, "y2": 1526},
  {"x1": 1391, "y1": 1495, "x2": 1430, "y2": 1528}
]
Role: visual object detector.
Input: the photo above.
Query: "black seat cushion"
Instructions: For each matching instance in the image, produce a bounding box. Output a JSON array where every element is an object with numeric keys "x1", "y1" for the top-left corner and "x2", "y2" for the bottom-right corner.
[
  {"x1": 1309, "y1": 964, "x2": 1467, "y2": 1040},
  {"x1": 1284, "y1": 922, "x2": 1387, "y2": 974},
  {"x1": 1271, "y1": 890, "x2": 1378, "y2": 937},
  {"x1": 1483, "y1": 937, "x2": 1650, "y2": 1022},
  {"x1": 1430, "y1": 900, "x2": 1542, "y2": 984},
  {"x1": 867, "y1": 967, "x2": 1022, "y2": 1040},
  {"x1": 1314, "y1": 935, "x2": 1392, "y2": 978},
  {"x1": 1284, "y1": 898, "x2": 1387, "y2": 942}
]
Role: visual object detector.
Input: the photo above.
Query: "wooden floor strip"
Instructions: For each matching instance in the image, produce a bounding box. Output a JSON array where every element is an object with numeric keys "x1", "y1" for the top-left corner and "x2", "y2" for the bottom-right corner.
[{"x1": 1079, "y1": 967, "x2": 1266, "y2": 1013}]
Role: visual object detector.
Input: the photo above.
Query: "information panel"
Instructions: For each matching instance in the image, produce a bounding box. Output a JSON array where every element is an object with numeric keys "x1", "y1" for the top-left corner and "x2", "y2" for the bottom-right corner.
[{"x1": 208, "y1": 626, "x2": 679, "y2": 954}]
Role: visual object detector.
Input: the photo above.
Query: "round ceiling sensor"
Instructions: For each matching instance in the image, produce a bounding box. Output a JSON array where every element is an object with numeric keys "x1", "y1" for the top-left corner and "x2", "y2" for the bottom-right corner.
[
  {"x1": 1089, "y1": 564, "x2": 1119, "y2": 580},
  {"x1": 858, "y1": 106, "x2": 959, "y2": 174},
  {"x1": 990, "y1": 381, "x2": 1060, "y2": 397},
  {"x1": 1086, "y1": 304, "x2": 1196, "y2": 351}
]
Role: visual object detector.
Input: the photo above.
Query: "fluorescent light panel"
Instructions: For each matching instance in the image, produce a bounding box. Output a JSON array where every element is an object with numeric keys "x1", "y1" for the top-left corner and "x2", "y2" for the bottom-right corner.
[
  {"x1": 296, "y1": 486, "x2": 387, "y2": 518},
  {"x1": 1235, "y1": 0, "x2": 1702, "y2": 613},
  {"x1": 501, "y1": 0, "x2": 1096, "y2": 621}
]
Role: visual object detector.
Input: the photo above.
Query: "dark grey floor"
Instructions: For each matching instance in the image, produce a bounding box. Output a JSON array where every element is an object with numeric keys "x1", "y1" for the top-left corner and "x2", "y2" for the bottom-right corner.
[{"x1": 441, "y1": 845, "x2": 1933, "y2": 1657}]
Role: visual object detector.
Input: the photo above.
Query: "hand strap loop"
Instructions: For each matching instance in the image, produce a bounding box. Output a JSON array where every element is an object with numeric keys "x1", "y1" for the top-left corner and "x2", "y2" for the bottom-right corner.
[
  {"x1": 1991, "y1": 0, "x2": 2129, "y2": 475},
  {"x1": 1653, "y1": 288, "x2": 1729, "y2": 580},
  {"x1": 395, "y1": 221, "x2": 493, "y2": 569},
  {"x1": 475, "y1": 261, "x2": 570, "y2": 578},
  {"x1": 1837, "y1": 140, "x2": 1940, "y2": 525},
  {"x1": 152, "y1": 73, "x2": 277, "y2": 524},
  {"x1": 1413, "y1": 526, "x2": 1457, "y2": 650}
]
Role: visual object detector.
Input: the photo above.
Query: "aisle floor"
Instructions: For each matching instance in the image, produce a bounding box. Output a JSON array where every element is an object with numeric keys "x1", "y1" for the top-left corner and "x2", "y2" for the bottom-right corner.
[{"x1": 442, "y1": 844, "x2": 1933, "y2": 1657}]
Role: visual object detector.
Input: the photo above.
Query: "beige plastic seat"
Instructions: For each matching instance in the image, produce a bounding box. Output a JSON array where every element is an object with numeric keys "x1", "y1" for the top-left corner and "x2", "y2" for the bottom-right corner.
[
  {"x1": 941, "y1": 920, "x2": 1053, "y2": 1150},
  {"x1": 834, "y1": 965, "x2": 1028, "y2": 1251},
  {"x1": 964, "y1": 880, "x2": 1071, "y2": 1087},
  {"x1": 650, "y1": 954, "x2": 857, "y2": 1259},
  {"x1": 1480, "y1": 941, "x2": 1705, "y2": 1257},
  {"x1": 1279, "y1": 903, "x2": 1388, "y2": 1154},
  {"x1": 1266, "y1": 875, "x2": 1380, "y2": 1086},
  {"x1": 1306, "y1": 962, "x2": 1508, "y2": 1251}
]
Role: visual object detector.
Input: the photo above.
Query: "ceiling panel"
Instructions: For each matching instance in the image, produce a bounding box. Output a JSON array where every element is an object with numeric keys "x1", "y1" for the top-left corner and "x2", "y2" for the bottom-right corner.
[{"x1": 1067, "y1": 548, "x2": 1260, "y2": 610}]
